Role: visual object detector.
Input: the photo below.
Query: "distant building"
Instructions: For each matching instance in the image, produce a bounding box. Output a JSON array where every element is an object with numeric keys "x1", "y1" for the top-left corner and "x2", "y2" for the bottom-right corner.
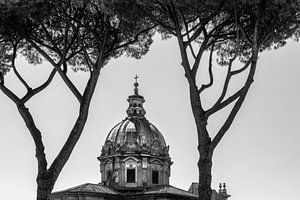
[
  {"x1": 50, "y1": 78, "x2": 230, "y2": 200},
  {"x1": 188, "y1": 183, "x2": 231, "y2": 200}
]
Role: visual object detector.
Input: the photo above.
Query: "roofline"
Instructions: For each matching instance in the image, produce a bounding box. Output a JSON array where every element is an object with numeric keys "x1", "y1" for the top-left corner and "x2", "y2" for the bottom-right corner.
[
  {"x1": 50, "y1": 183, "x2": 121, "y2": 196},
  {"x1": 144, "y1": 184, "x2": 198, "y2": 198},
  {"x1": 97, "y1": 153, "x2": 172, "y2": 161}
]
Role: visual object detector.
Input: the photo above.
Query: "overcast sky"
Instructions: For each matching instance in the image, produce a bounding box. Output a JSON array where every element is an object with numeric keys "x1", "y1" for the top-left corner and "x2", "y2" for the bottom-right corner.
[{"x1": 0, "y1": 36, "x2": 299, "y2": 200}]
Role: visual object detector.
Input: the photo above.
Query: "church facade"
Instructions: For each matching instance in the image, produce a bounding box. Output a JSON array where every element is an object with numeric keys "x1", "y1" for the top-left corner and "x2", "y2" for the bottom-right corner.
[{"x1": 50, "y1": 79, "x2": 230, "y2": 200}]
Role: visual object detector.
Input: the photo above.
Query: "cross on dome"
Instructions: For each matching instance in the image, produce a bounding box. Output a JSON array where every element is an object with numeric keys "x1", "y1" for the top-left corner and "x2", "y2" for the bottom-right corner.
[{"x1": 134, "y1": 74, "x2": 139, "y2": 83}]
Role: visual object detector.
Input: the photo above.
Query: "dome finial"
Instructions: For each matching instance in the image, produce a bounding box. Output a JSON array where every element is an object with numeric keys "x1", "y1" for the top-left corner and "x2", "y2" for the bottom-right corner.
[{"x1": 134, "y1": 74, "x2": 139, "y2": 95}]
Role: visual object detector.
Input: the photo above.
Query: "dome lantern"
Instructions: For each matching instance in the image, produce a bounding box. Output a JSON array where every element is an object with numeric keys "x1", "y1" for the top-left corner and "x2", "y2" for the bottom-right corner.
[{"x1": 126, "y1": 74, "x2": 146, "y2": 118}]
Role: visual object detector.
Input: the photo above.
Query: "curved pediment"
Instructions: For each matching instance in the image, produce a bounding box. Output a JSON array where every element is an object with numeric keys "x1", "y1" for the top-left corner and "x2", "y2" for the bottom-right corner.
[
  {"x1": 122, "y1": 156, "x2": 139, "y2": 162},
  {"x1": 148, "y1": 158, "x2": 164, "y2": 166}
]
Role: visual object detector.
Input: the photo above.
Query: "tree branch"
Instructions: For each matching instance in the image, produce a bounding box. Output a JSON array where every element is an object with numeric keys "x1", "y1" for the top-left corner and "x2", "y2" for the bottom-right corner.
[
  {"x1": 26, "y1": 38, "x2": 83, "y2": 103},
  {"x1": 82, "y1": 46, "x2": 93, "y2": 73},
  {"x1": 17, "y1": 104, "x2": 48, "y2": 172},
  {"x1": 95, "y1": 23, "x2": 109, "y2": 69},
  {"x1": 0, "y1": 84, "x2": 21, "y2": 104},
  {"x1": 190, "y1": 14, "x2": 232, "y2": 80},
  {"x1": 237, "y1": 23, "x2": 252, "y2": 45},
  {"x1": 180, "y1": 10, "x2": 196, "y2": 59},
  {"x1": 191, "y1": 36, "x2": 208, "y2": 79},
  {"x1": 210, "y1": 18, "x2": 260, "y2": 150},
  {"x1": 206, "y1": 86, "x2": 244, "y2": 117},
  {"x1": 21, "y1": 68, "x2": 57, "y2": 103},
  {"x1": 181, "y1": 16, "x2": 200, "y2": 37},
  {"x1": 65, "y1": 46, "x2": 84, "y2": 61},
  {"x1": 230, "y1": 59, "x2": 251, "y2": 76},
  {"x1": 198, "y1": 43, "x2": 215, "y2": 94},
  {"x1": 107, "y1": 25, "x2": 157, "y2": 54},
  {"x1": 41, "y1": 24, "x2": 63, "y2": 57},
  {"x1": 137, "y1": 3, "x2": 176, "y2": 35},
  {"x1": 186, "y1": 0, "x2": 226, "y2": 47},
  {"x1": 11, "y1": 43, "x2": 32, "y2": 92},
  {"x1": 213, "y1": 56, "x2": 236, "y2": 108},
  {"x1": 48, "y1": 58, "x2": 102, "y2": 185}
]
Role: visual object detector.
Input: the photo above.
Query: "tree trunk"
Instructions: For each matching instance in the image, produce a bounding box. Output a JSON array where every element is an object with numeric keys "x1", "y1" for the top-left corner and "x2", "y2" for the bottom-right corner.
[
  {"x1": 197, "y1": 122, "x2": 213, "y2": 200},
  {"x1": 37, "y1": 185, "x2": 52, "y2": 200},
  {"x1": 198, "y1": 146, "x2": 213, "y2": 200},
  {"x1": 15, "y1": 70, "x2": 101, "y2": 200},
  {"x1": 36, "y1": 171, "x2": 53, "y2": 200}
]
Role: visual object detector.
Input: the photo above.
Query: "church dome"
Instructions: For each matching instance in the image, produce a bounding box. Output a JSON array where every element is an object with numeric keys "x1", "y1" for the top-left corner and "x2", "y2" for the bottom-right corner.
[
  {"x1": 100, "y1": 77, "x2": 169, "y2": 157},
  {"x1": 98, "y1": 76, "x2": 172, "y2": 189},
  {"x1": 104, "y1": 117, "x2": 167, "y2": 155}
]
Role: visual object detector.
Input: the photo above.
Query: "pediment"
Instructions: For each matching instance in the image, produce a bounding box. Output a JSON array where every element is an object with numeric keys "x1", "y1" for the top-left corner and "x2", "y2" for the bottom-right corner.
[
  {"x1": 149, "y1": 158, "x2": 163, "y2": 165},
  {"x1": 123, "y1": 156, "x2": 139, "y2": 162}
]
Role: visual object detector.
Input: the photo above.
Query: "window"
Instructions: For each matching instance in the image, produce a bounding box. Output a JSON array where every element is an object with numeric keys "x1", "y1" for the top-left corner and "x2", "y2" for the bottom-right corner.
[
  {"x1": 152, "y1": 170, "x2": 159, "y2": 184},
  {"x1": 127, "y1": 169, "x2": 135, "y2": 183},
  {"x1": 106, "y1": 170, "x2": 112, "y2": 180},
  {"x1": 141, "y1": 136, "x2": 146, "y2": 146}
]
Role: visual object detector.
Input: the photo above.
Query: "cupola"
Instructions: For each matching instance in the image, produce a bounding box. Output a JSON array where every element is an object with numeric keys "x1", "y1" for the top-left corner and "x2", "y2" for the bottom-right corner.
[
  {"x1": 97, "y1": 76, "x2": 172, "y2": 190},
  {"x1": 126, "y1": 74, "x2": 146, "y2": 118}
]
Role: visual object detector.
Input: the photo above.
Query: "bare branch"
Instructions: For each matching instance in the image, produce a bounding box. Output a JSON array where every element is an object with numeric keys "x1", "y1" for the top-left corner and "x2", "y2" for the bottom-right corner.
[
  {"x1": 180, "y1": 10, "x2": 196, "y2": 59},
  {"x1": 7, "y1": 14, "x2": 83, "y2": 103},
  {"x1": 0, "y1": 84, "x2": 21, "y2": 104},
  {"x1": 205, "y1": 86, "x2": 244, "y2": 117},
  {"x1": 11, "y1": 43, "x2": 32, "y2": 92},
  {"x1": 190, "y1": 15, "x2": 231, "y2": 79},
  {"x1": 21, "y1": 68, "x2": 57, "y2": 103},
  {"x1": 82, "y1": 46, "x2": 93, "y2": 72},
  {"x1": 48, "y1": 56, "x2": 102, "y2": 184},
  {"x1": 198, "y1": 43, "x2": 215, "y2": 94},
  {"x1": 26, "y1": 38, "x2": 83, "y2": 103},
  {"x1": 213, "y1": 56, "x2": 236, "y2": 107},
  {"x1": 230, "y1": 59, "x2": 251, "y2": 76},
  {"x1": 191, "y1": 36, "x2": 208, "y2": 78},
  {"x1": 62, "y1": 18, "x2": 70, "y2": 58},
  {"x1": 95, "y1": 24, "x2": 109, "y2": 69},
  {"x1": 210, "y1": 18, "x2": 260, "y2": 150}
]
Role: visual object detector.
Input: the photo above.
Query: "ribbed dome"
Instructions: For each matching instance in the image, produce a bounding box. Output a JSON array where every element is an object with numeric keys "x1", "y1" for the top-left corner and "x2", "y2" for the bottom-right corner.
[
  {"x1": 100, "y1": 77, "x2": 169, "y2": 157},
  {"x1": 106, "y1": 117, "x2": 167, "y2": 148},
  {"x1": 101, "y1": 116, "x2": 169, "y2": 157}
]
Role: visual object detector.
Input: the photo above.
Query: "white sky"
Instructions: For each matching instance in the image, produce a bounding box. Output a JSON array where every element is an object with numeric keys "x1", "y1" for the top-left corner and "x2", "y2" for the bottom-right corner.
[{"x1": 0, "y1": 36, "x2": 300, "y2": 200}]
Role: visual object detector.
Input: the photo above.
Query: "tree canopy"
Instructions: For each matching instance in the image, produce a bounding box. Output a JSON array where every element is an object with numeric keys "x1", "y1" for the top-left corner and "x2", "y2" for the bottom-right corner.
[
  {"x1": 1, "y1": 1, "x2": 299, "y2": 200},
  {"x1": 101, "y1": 1, "x2": 300, "y2": 200},
  {"x1": 0, "y1": 1, "x2": 156, "y2": 199}
]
